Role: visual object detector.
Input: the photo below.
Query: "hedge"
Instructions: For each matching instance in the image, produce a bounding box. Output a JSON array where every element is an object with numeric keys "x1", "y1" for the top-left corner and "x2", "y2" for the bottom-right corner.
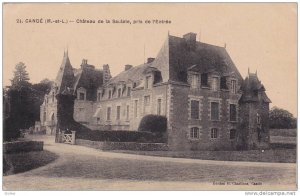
[
  {"x1": 138, "y1": 115, "x2": 167, "y2": 133},
  {"x1": 76, "y1": 130, "x2": 166, "y2": 143}
]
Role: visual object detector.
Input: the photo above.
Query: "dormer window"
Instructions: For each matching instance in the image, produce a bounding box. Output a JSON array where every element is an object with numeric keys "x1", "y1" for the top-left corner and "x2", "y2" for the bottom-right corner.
[
  {"x1": 127, "y1": 87, "x2": 131, "y2": 96},
  {"x1": 191, "y1": 74, "x2": 200, "y2": 89},
  {"x1": 97, "y1": 92, "x2": 101, "y2": 101},
  {"x1": 77, "y1": 87, "x2": 86, "y2": 100},
  {"x1": 145, "y1": 76, "x2": 151, "y2": 89},
  {"x1": 201, "y1": 73, "x2": 208, "y2": 87},
  {"x1": 52, "y1": 92, "x2": 55, "y2": 102},
  {"x1": 79, "y1": 93, "x2": 85, "y2": 100},
  {"x1": 230, "y1": 80, "x2": 237, "y2": 94},
  {"x1": 117, "y1": 88, "x2": 121, "y2": 98},
  {"x1": 211, "y1": 77, "x2": 219, "y2": 91},
  {"x1": 220, "y1": 76, "x2": 228, "y2": 90},
  {"x1": 108, "y1": 90, "x2": 112, "y2": 99}
]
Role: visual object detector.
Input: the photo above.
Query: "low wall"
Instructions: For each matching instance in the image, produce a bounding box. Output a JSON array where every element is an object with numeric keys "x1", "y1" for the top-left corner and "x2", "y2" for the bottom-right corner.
[
  {"x1": 76, "y1": 139, "x2": 168, "y2": 151},
  {"x1": 3, "y1": 141, "x2": 44, "y2": 154}
]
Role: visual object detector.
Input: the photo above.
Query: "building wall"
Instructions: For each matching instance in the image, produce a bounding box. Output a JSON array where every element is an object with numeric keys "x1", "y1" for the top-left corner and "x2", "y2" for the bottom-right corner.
[{"x1": 73, "y1": 99, "x2": 94, "y2": 125}]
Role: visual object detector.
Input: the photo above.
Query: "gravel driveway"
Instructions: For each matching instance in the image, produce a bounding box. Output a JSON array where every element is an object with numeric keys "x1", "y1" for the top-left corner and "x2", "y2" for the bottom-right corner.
[{"x1": 3, "y1": 135, "x2": 297, "y2": 191}]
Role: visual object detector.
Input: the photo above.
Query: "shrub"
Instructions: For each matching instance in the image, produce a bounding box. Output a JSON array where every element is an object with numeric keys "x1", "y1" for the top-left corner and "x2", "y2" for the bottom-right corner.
[
  {"x1": 138, "y1": 115, "x2": 167, "y2": 133},
  {"x1": 76, "y1": 130, "x2": 166, "y2": 143}
]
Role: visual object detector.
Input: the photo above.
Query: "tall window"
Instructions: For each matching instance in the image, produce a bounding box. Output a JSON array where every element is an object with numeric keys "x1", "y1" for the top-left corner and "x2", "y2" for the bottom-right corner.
[
  {"x1": 190, "y1": 127, "x2": 200, "y2": 139},
  {"x1": 211, "y1": 128, "x2": 218, "y2": 138},
  {"x1": 127, "y1": 87, "x2": 131, "y2": 96},
  {"x1": 157, "y1": 98, "x2": 162, "y2": 115},
  {"x1": 107, "y1": 107, "x2": 111, "y2": 121},
  {"x1": 97, "y1": 92, "x2": 101, "y2": 101},
  {"x1": 212, "y1": 77, "x2": 219, "y2": 91},
  {"x1": 230, "y1": 129, "x2": 236, "y2": 139},
  {"x1": 201, "y1": 73, "x2": 208, "y2": 86},
  {"x1": 145, "y1": 76, "x2": 151, "y2": 89},
  {"x1": 79, "y1": 92, "x2": 85, "y2": 100},
  {"x1": 134, "y1": 100, "x2": 138, "y2": 118},
  {"x1": 43, "y1": 112, "x2": 46, "y2": 122},
  {"x1": 211, "y1": 102, "x2": 219, "y2": 120},
  {"x1": 229, "y1": 104, "x2": 237, "y2": 121},
  {"x1": 257, "y1": 113, "x2": 261, "y2": 125},
  {"x1": 116, "y1": 106, "x2": 121, "y2": 120},
  {"x1": 231, "y1": 80, "x2": 237, "y2": 94},
  {"x1": 108, "y1": 90, "x2": 112, "y2": 99},
  {"x1": 220, "y1": 76, "x2": 227, "y2": 89},
  {"x1": 144, "y1": 96, "x2": 151, "y2": 114},
  {"x1": 52, "y1": 92, "x2": 55, "y2": 102},
  {"x1": 191, "y1": 74, "x2": 199, "y2": 89},
  {"x1": 126, "y1": 105, "x2": 130, "y2": 120},
  {"x1": 118, "y1": 88, "x2": 121, "y2": 98},
  {"x1": 191, "y1": 100, "x2": 200, "y2": 119}
]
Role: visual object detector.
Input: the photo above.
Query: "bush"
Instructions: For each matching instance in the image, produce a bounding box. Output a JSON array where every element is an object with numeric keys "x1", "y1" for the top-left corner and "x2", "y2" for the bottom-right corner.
[
  {"x1": 76, "y1": 130, "x2": 166, "y2": 143},
  {"x1": 138, "y1": 115, "x2": 167, "y2": 133}
]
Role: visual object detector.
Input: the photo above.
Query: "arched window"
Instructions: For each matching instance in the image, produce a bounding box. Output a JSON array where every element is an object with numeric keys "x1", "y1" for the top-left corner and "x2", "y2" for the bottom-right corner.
[{"x1": 190, "y1": 127, "x2": 200, "y2": 139}]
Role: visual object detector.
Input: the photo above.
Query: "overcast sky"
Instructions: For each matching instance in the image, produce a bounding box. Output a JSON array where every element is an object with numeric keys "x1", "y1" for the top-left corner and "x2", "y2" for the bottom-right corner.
[{"x1": 3, "y1": 3, "x2": 297, "y2": 116}]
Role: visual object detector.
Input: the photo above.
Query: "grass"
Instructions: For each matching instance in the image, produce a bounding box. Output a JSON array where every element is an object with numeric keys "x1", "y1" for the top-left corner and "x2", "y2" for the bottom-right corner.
[
  {"x1": 113, "y1": 149, "x2": 296, "y2": 163},
  {"x1": 3, "y1": 150, "x2": 58, "y2": 176}
]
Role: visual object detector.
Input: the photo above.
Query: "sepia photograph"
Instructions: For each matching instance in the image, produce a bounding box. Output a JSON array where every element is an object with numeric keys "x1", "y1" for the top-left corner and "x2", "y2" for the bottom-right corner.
[{"x1": 2, "y1": 3, "x2": 297, "y2": 192}]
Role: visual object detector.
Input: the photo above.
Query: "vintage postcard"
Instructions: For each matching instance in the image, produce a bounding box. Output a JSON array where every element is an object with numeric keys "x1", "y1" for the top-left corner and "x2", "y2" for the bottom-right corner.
[{"x1": 2, "y1": 3, "x2": 297, "y2": 192}]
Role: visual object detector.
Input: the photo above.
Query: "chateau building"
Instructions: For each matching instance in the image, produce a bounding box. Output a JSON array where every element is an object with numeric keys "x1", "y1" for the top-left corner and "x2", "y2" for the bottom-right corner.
[{"x1": 39, "y1": 32, "x2": 271, "y2": 150}]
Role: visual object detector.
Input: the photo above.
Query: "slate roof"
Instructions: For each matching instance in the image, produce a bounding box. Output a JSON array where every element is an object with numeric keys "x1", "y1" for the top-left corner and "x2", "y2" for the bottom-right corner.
[
  {"x1": 54, "y1": 52, "x2": 103, "y2": 101},
  {"x1": 54, "y1": 52, "x2": 75, "y2": 93},
  {"x1": 105, "y1": 62, "x2": 152, "y2": 86},
  {"x1": 167, "y1": 35, "x2": 243, "y2": 83},
  {"x1": 240, "y1": 73, "x2": 271, "y2": 103}
]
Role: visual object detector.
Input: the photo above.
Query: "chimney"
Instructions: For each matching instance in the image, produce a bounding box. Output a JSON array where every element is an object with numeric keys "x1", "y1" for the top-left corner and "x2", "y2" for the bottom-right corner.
[
  {"x1": 81, "y1": 59, "x2": 88, "y2": 65},
  {"x1": 103, "y1": 64, "x2": 112, "y2": 84},
  {"x1": 183, "y1": 32, "x2": 197, "y2": 50},
  {"x1": 125, "y1": 64, "x2": 133, "y2": 71},
  {"x1": 147, "y1": 58, "x2": 155, "y2": 64}
]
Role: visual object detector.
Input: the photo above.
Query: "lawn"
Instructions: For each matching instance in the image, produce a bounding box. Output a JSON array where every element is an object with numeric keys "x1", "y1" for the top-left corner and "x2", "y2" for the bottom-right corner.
[{"x1": 3, "y1": 150, "x2": 58, "y2": 176}]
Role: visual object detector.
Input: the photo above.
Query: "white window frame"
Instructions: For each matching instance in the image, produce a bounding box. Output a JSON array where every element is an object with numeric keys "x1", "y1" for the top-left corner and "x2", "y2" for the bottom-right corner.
[
  {"x1": 211, "y1": 128, "x2": 218, "y2": 139},
  {"x1": 230, "y1": 79, "x2": 237, "y2": 94},
  {"x1": 188, "y1": 125, "x2": 201, "y2": 140}
]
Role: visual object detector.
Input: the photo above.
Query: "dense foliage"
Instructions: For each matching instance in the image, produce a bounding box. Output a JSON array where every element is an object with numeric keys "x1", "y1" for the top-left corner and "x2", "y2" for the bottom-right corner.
[
  {"x1": 138, "y1": 115, "x2": 167, "y2": 133},
  {"x1": 269, "y1": 107, "x2": 297, "y2": 129},
  {"x1": 76, "y1": 130, "x2": 165, "y2": 143},
  {"x1": 4, "y1": 62, "x2": 52, "y2": 141}
]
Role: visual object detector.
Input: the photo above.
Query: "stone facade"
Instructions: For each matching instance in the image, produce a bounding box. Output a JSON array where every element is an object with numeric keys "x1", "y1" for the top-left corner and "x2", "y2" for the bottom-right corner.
[{"x1": 39, "y1": 32, "x2": 271, "y2": 150}]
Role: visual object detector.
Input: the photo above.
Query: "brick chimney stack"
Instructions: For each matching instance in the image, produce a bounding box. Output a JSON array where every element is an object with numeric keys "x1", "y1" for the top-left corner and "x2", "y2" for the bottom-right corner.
[{"x1": 103, "y1": 64, "x2": 112, "y2": 84}]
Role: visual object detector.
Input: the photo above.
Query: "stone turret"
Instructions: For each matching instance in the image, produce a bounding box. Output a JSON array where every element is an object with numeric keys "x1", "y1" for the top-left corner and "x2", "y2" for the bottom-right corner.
[{"x1": 239, "y1": 71, "x2": 271, "y2": 150}]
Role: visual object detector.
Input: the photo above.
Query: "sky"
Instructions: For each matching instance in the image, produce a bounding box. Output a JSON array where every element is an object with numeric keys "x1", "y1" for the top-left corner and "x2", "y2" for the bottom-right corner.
[{"x1": 3, "y1": 3, "x2": 297, "y2": 116}]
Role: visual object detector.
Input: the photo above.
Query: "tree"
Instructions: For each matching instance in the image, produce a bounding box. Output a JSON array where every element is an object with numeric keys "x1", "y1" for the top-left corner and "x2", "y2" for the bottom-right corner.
[
  {"x1": 10, "y1": 62, "x2": 30, "y2": 88},
  {"x1": 269, "y1": 107, "x2": 297, "y2": 129}
]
